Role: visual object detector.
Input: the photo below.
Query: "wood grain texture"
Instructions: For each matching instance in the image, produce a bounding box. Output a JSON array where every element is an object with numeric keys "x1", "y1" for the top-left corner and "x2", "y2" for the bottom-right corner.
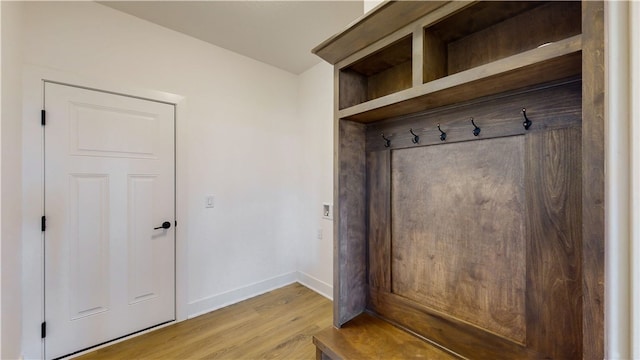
[
  {"x1": 428, "y1": 1, "x2": 541, "y2": 44},
  {"x1": 365, "y1": 79, "x2": 582, "y2": 152},
  {"x1": 313, "y1": 313, "x2": 458, "y2": 360},
  {"x1": 316, "y1": 348, "x2": 331, "y2": 360},
  {"x1": 340, "y1": 36, "x2": 582, "y2": 123},
  {"x1": 366, "y1": 150, "x2": 391, "y2": 291},
  {"x1": 335, "y1": 2, "x2": 472, "y2": 71},
  {"x1": 423, "y1": 30, "x2": 447, "y2": 83},
  {"x1": 335, "y1": 119, "x2": 367, "y2": 327},
  {"x1": 390, "y1": 136, "x2": 526, "y2": 343},
  {"x1": 367, "y1": 126, "x2": 584, "y2": 359},
  {"x1": 581, "y1": 1, "x2": 605, "y2": 359},
  {"x1": 318, "y1": 1, "x2": 603, "y2": 358},
  {"x1": 339, "y1": 70, "x2": 367, "y2": 110},
  {"x1": 368, "y1": 289, "x2": 541, "y2": 359},
  {"x1": 348, "y1": 36, "x2": 412, "y2": 77},
  {"x1": 74, "y1": 283, "x2": 332, "y2": 360},
  {"x1": 332, "y1": 1, "x2": 583, "y2": 122},
  {"x1": 447, "y1": 2, "x2": 581, "y2": 74},
  {"x1": 366, "y1": 60, "x2": 412, "y2": 102},
  {"x1": 312, "y1": 1, "x2": 447, "y2": 64},
  {"x1": 525, "y1": 127, "x2": 582, "y2": 359},
  {"x1": 339, "y1": 36, "x2": 412, "y2": 106}
]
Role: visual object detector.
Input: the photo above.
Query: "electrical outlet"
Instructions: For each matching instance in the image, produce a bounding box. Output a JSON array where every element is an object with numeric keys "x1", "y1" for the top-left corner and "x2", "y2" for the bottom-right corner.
[{"x1": 317, "y1": 229, "x2": 323, "y2": 240}]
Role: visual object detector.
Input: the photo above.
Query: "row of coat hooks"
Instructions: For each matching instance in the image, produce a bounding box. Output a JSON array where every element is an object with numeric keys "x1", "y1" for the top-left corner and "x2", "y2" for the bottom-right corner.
[{"x1": 381, "y1": 108, "x2": 532, "y2": 147}]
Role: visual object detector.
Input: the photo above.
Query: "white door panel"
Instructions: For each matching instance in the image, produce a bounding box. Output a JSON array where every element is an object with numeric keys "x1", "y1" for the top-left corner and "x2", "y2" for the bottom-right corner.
[{"x1": 44, "y1": 83, "x2": 175, "y2": 359}]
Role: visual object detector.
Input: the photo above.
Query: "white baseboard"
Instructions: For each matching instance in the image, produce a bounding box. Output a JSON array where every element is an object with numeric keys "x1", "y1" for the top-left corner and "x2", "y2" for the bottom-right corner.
[
  {"x1": 187, "y1": 272, "x2": 297, "y2": 318},
  {"x1": 296, "y1": 271, "x2": 333, "y2": 300},
  {"x1": 187, "y1": 271, "x2": 334, "y2": 319}
]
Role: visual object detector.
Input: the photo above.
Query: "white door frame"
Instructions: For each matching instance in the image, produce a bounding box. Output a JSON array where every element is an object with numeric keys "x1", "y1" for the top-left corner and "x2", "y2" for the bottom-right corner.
[{"x1": 21, "y1": 65, "x2": 190, "y2": 359}]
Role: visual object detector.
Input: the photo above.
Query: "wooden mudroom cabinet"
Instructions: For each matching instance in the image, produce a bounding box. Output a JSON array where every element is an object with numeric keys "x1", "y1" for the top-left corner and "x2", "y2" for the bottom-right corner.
[{"x1": 312, "y1": 1, "x2": 604, "y2": 359}]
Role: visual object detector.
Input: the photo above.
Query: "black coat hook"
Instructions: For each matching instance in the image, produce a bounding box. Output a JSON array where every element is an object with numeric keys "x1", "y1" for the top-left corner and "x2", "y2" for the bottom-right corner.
[
  {"x1": 522, "y1": 108, "x2": 532, "y2": 130},
  {"x1": 437, "y1": 123, "x2": 446, "y2": 141},
  {"x1": 381, "y1": 133, "x2": 391, "y2": 148},
  {"x1": 409, "y1": 129, "x2": 419, "y2": 144},
  {"x1": 471, "y1": 118, "x2": 481, "y2": 136}
]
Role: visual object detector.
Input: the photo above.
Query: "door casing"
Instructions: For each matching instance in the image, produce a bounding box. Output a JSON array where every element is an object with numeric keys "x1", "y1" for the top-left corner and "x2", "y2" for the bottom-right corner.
[{"x1": 20, "y1": 65, "x2": 189, "y2": 359}]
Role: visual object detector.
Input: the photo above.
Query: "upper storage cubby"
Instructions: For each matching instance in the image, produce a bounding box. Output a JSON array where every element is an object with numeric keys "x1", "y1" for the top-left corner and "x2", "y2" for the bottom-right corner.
[
  {"x1": 318, "y1": 1, "x2": 584, "y2": 122},
  {"x1": 339, "y1": 35, "x2": 412, "y2": 109},
  {"x1": 423, "y1": 1, "x2": 582, "y2": 82}
]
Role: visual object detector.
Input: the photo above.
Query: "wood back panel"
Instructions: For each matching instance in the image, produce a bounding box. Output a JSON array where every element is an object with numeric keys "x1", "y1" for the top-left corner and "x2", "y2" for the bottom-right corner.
[
  {"x1": 348, "y1": 36, "x2": 412, "y2": 77},
  {"x1": 423, "y1": 31, "x2": 447, "y2": 83},
  {"x1": 427, "y1": 2, "x2": 541, "y2": 44},
  {"x1": 446, "y1": 2, "x2": 582, "y2": 74},
  {"x1": 525, "y1": 127, "x2": 582, "y2": 358},
  {"x1": 368, "y1": 288, "x2": 541, "y2": 359},
  {"x1": 366, "y1": 60, "x2": 412, "y2": 101},
  {"x1": 364, "y1": 80, "x2": 582, "y2": 358},
  {"x1": 391, "y1": 136, "x2": 526, "y2": 343},
  {"x1": 365, "y1": 78, "x2": 582, "y2": 152}
]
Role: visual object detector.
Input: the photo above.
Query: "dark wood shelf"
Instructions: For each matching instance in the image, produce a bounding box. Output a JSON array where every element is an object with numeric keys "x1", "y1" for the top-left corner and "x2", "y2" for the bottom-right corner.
[
  {"x1": 339, "y1": 34, "x2": 581, "y2": 123},
  {"x1": 424, "y1": 1, "x2": 581, "y2": 81}
]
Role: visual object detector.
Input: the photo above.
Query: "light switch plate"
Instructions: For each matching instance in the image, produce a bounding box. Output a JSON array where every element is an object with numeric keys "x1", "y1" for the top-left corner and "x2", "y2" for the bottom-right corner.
[
  {"x1": 322, "y1": 203, "x2": 333, "y2": 220},
  {"x1": 205, "y1": 195, "x2": 215, "y2": 208}
]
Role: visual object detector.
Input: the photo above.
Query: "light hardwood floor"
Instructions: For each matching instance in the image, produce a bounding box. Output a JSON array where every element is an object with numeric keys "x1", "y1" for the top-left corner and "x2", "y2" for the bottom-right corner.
[{"x1": 74, "y1": 283, "x2": 332, "y2": 360}]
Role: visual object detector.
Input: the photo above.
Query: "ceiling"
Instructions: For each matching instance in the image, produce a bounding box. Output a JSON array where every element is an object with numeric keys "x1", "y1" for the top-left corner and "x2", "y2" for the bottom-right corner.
[{"x1": 99, "y1": 1, "x2": 364, "y2": 74}]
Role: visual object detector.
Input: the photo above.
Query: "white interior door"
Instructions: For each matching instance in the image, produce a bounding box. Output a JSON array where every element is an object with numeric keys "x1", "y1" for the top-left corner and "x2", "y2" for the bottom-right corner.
[{"x1": 44, "y1": 82, "x2": 175, "y2": 359}]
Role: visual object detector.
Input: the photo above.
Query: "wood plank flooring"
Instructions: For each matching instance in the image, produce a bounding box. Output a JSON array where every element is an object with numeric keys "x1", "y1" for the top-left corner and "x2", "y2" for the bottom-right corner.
[{"x1": 74, "y1": 283, "x2": 332, "y2": 360}]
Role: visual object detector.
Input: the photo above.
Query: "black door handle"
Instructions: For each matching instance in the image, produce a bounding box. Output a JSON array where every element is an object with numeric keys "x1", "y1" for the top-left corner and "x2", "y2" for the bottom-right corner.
[{"x1": 154, "y1": 221, "x2": 172, "y2": 230}]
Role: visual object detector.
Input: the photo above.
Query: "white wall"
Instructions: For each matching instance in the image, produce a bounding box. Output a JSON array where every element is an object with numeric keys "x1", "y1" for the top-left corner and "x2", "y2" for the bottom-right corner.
[
  {"x1": 295, "y1": 62, "x2": 334, "y2": 298},
  {"x1": 3, "y1": 0, "x2": 337, "y2": 357},
  {"x1": 364, "y1": 0, "x2": 384, "y2": 14},
  {"x1": 18, "y1": 2, "x2": 306, "y2": 358},
  {"x1": 1, "y1": 1, "x2": 24, "y2": 359}
]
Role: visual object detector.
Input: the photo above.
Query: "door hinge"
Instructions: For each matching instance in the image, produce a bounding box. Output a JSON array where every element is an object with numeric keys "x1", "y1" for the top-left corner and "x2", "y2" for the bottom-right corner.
[
  {"x1": 41, "y1": 216, "x2": 46, "y2": 232},
  {"x1": 41, "y1": 322, "x2": 46, "y2": 339},
  {"x1": 41, "y1": 110, "x2": 46, "y2": 126}
]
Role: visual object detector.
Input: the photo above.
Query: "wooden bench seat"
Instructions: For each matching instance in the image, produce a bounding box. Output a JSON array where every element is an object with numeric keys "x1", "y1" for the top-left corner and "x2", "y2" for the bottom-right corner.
[{"x1": 313, "y1": 313, "x2": 459, "y2": 360}]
